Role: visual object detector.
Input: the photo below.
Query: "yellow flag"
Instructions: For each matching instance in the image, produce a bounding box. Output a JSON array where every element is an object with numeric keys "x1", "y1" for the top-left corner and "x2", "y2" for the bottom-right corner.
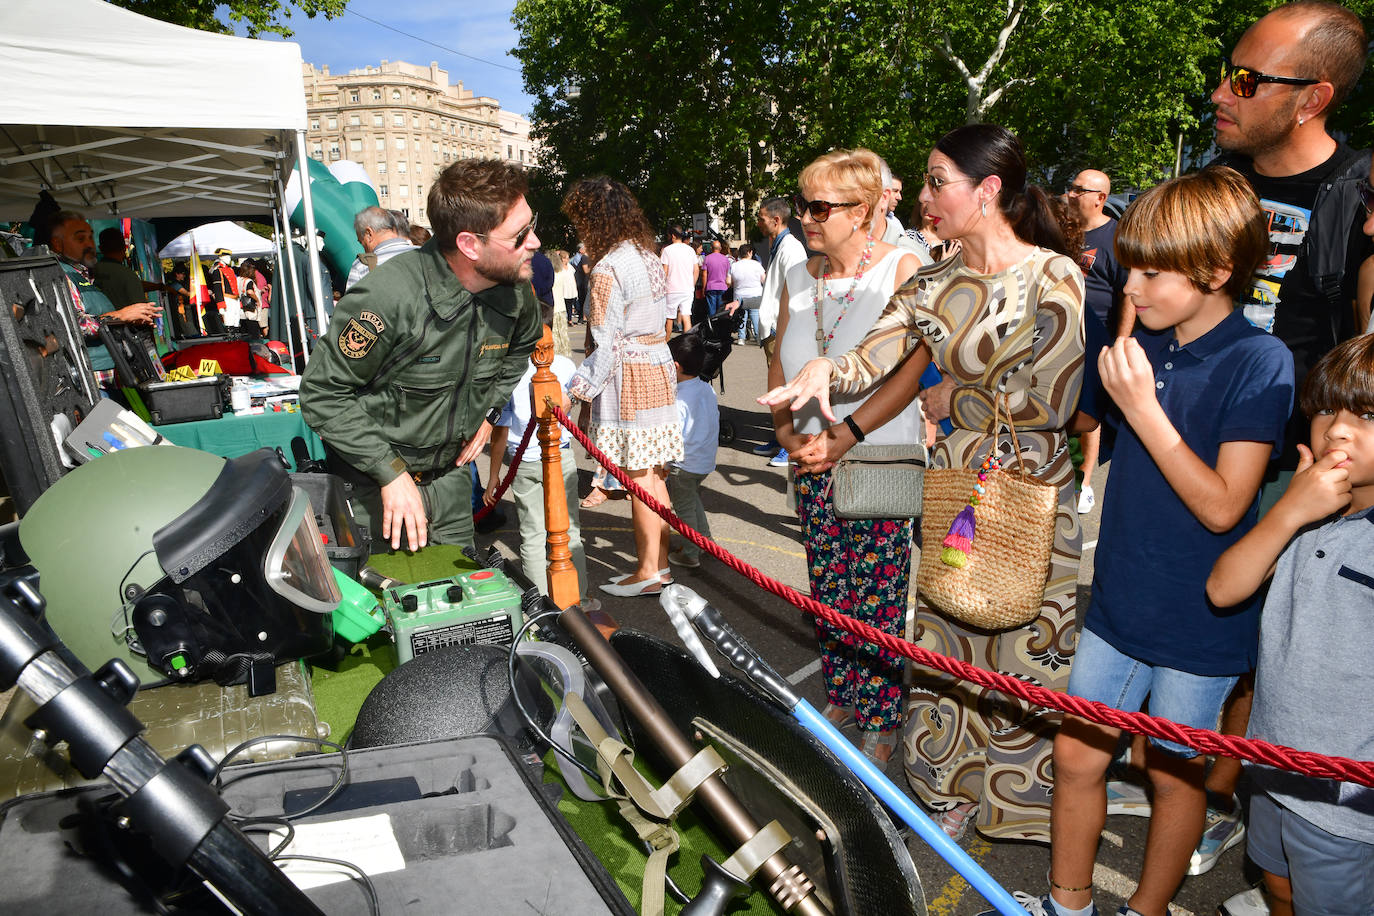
[{"x1": 188, "y1": 233, "x2": 207, "y2": 335}]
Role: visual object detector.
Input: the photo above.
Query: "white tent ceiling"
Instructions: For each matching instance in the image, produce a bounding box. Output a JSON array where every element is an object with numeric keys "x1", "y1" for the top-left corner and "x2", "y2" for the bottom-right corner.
[
  {"x1": 159, "y1": 221, "x2": 280, "y2": 258},
  {"x1": 0, "y1": 0, "x2": 307, "y2": 221}
]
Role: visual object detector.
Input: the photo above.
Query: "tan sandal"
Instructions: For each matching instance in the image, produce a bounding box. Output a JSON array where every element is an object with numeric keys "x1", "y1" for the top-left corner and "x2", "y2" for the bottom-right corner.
[
  {"x1": 579, "y1": 488, "x2": 609, "y2": 509},
  {"x1": 822, "y1": 703, "x2": 855, "y2": 729},
  {"x1": 859, "y1": 729, "x2": 899, "y2": 765}
]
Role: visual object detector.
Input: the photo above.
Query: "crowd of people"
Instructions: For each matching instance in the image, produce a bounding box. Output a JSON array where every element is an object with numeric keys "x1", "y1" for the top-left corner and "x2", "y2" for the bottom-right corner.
[{"x1": 292, "y1": 3, "x2": 1374, "y2": 914}]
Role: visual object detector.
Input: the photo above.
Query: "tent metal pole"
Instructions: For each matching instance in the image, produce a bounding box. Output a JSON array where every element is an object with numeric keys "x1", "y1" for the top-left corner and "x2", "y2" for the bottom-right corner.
[
  {"x1": 293, "y1": 130, "x2": 327, "y2": 340},
  {"x1": 277, "y1": 174, "x2": 310, "y2": 367},
  {"x1": 269, "y1": 198, "x2": 297, "y2": 365}
]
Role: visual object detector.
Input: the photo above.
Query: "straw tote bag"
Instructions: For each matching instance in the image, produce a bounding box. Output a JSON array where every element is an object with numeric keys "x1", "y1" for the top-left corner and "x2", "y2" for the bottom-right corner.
[{"x1": 916, "y1": 395, "x2": 1058, "y2": 630}]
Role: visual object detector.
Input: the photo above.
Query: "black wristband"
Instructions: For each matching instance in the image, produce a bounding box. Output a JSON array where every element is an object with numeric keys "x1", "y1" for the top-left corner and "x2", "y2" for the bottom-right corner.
[
  {"x1": 486, "y1": 407, "x2": 503, "y2": 426},
  {"x1": 843, "y1": 415, "x2": 865, "y2": 442}
]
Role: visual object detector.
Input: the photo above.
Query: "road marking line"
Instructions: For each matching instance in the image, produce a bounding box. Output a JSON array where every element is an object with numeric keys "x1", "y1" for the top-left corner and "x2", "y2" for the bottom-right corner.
[
  {"x1": 787, "y1": 658, "x2": 822, "y2": 684},
  {"x1": 925, "y1": 836, "x2": 992, "y2": 916}
]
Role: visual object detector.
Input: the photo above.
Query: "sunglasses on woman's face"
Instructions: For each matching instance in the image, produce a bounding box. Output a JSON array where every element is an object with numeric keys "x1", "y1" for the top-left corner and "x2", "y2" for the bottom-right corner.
[
  {"x1": 1219, "y1": 57, "x2": 1318, "y2": 99},
  {"x1": 792, "y1": 194, "x2": 860, "y2": 223}
]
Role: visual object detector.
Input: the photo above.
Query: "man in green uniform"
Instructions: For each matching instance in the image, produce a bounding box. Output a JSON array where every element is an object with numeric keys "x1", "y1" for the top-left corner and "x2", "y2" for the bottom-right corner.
[{"x1": 300, "y1": 159, "x2": 543, "y2": 552}]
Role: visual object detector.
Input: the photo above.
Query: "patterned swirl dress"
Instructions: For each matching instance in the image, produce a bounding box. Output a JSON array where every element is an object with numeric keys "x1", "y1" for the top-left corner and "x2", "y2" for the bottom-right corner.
[
  {"x1": 570, "y1": 240, "x2": 683, "y2": 470},
  {"x1": 828, "y1": 246, "x2": 1085, "y2": 841}
]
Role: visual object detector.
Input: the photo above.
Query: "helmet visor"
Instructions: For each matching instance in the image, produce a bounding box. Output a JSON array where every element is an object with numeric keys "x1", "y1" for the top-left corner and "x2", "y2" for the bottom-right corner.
[{"x1": 263, "y1": 486, "x2": 341, "y2": 614}]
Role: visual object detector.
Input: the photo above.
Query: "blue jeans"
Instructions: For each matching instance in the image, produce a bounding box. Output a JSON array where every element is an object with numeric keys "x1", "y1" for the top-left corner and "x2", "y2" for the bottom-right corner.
[
  {"x1": 704, "y1": 289, "x2": 725, "y2": 318},
  {"x1": 737, "y1": 296, "x2": 762, "y2": 341},
  {"x1": 1066, "y1": 628, "x2": 1238, "y2": 758}
]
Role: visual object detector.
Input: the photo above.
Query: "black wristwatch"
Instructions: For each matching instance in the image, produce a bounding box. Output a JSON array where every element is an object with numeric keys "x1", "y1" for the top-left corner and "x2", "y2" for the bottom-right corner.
[
  {"x1": 843, "y1": 415, "x2": 866, "y2": 443},
  {"x1": 485, "y1": 407, "x2": 503, "y2": 426}
]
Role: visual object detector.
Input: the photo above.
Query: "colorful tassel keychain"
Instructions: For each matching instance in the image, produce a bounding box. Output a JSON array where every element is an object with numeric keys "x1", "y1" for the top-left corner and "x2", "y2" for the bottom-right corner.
[{"x1": 940, "y1": 450, "x2": 1001, "y2": 568}]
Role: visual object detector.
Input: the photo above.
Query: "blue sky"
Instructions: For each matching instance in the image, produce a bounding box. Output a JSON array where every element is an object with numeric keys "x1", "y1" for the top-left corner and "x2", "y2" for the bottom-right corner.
[{"x1": 244, "y1": 1, "x2": 536, "y2": 117}]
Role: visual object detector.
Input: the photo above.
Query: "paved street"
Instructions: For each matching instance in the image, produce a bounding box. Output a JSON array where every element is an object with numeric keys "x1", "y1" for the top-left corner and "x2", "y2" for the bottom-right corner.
[{"x1": 480, "y1": 331, "x2": 1256, "y2": 915}]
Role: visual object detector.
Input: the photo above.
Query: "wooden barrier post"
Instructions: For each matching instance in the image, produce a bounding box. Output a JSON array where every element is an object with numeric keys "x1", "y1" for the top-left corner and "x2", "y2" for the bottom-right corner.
[{"x1": 531, "y1": 326, "x2": 579, "y2": 609}]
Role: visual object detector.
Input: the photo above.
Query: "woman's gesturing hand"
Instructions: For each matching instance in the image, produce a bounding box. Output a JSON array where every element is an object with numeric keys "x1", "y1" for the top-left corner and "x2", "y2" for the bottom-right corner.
[{"x1": 758, "y1": 358, "x2": 838, "y2": 422}]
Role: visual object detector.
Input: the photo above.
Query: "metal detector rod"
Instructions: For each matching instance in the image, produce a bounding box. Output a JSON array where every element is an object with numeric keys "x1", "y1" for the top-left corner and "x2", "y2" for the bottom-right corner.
[
  {"x1": 557, "y1": 605, "x2": 832, "y2": 916},
  {"x1": 661, "y1": 586, "x2": 1025, "y2": 916}
]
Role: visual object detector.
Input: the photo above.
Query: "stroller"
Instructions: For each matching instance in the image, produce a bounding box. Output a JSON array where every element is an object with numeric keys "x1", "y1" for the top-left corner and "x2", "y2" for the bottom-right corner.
[{"x1": 686, "y1": 307, "x2": 744, "y2": 444}]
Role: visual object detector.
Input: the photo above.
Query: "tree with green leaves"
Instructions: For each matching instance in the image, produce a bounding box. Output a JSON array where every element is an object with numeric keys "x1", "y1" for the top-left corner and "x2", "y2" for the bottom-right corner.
[
  {"x1": 514, "y1": 0, "x2": 1371, "y2": 235},
  {"x1": 109, "y1": 0, "x2": 344, "y2": 38}
]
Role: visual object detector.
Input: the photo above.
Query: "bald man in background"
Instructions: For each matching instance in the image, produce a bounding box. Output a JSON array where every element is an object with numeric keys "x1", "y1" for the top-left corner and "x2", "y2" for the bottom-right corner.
[{"x1": 1066, "y1": 169, "x2": 1127, "y2": 515}]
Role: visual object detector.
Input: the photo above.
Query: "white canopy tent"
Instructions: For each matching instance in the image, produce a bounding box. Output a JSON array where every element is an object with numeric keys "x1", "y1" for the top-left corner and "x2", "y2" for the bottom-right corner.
[
  {"x1": 0, "y1": 0, "x2": 327, "y2": 350},
  {"x1": 159, "y1": 221, "x2": 279, "y2": 258}
]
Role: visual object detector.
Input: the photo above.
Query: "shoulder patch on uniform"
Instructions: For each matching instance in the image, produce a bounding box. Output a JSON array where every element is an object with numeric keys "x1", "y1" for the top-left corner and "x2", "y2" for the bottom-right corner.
[
  {"x1": 358, "y1": 310, "x2": 385, "y2": 333},
  {"x1": 339, "y1": 317, "x2": 379, "y2": 359}
]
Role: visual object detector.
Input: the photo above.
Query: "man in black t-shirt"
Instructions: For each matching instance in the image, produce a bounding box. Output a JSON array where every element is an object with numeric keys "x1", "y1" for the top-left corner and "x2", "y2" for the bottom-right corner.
[
  {"x1": 1210, "y1": 1, "x2": 1372, "y2": 474},
  {"x1": 1067, "y1": 168, "x2": 1129, "y2": 514}
]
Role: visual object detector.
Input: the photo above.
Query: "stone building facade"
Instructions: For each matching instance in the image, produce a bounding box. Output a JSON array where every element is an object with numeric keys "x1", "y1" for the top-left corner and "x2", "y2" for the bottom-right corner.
[{"x1": 302, "y1": 60, "x2": 537, "y2": 228}]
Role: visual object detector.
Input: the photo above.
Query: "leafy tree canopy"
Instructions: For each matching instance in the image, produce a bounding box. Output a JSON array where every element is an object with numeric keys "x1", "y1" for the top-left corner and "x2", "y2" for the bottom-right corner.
[
  {"x1": 110, "y1": 0, "x2": 344, "y2": 38},
  {"x1": 514, "y1": 0, "x2": 1373, "y2": 234}
]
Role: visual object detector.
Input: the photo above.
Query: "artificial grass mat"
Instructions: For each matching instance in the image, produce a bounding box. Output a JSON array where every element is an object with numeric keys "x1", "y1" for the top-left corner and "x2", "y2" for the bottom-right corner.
[{"x1": 309, "y1": 546, "x2": 782, "y2": 914}]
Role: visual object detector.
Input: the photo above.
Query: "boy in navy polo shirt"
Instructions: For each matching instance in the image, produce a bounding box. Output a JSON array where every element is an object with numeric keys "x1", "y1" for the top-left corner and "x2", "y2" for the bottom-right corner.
[
  {"x1": 998, "y1": 168, "x2": 1293, "y2": 916},
  {"x1": 1208, "y1": 335, "x2": 1374, "y2": 916}
]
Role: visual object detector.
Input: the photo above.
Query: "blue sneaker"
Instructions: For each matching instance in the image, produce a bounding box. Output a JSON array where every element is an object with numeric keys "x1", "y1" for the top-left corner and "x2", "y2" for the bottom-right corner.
[
  {"x1": 1105, "y1": 779, "x2": 1151, "y2": 817},
  {"x1": 768, "y1": 448, "x2": 789, "y2": 467},
  {"x1": 752, "y1": 439, "x2": 780, "y2": 456},
  {"x1": 976, "y1": 892, "x2": 1099, "y2": 916},
  {"x1": 1187, "y1": 796, "x2": 1244, "y2": 875}
]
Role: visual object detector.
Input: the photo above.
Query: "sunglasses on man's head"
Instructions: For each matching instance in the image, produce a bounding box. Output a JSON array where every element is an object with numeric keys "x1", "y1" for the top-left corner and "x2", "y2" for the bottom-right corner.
[
  {"x1": 1219, "y1": 57, "x2": 1319, "y2": 99},
  {"x1": 1359, "y1": 180, "x2": 1374, "y2": 217},
  {"x1": 792, "y1": 194, "x2": 860, "y2": 223}
]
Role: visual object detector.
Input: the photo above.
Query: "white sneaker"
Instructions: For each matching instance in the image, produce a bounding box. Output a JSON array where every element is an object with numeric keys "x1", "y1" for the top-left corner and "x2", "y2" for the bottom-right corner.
[
  {"x1": 1188, "y1": 797, "x2": 1245, "y2": 875},
  {"x1": 1105, "y1": 779, "x2": 1151, "y2": 817},
  {"x1": 1077, "y1": 484, "x2": 1095, "y2": 515},
  {"x1": 1217, "y1": 886, "x2": 1269, "y2": 916}
]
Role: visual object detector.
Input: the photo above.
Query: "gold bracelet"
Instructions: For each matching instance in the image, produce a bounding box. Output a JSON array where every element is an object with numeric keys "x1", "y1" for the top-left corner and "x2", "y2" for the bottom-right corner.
[{"x1": 1050, "y1": 878, "x2": 1093, "y2": 893}]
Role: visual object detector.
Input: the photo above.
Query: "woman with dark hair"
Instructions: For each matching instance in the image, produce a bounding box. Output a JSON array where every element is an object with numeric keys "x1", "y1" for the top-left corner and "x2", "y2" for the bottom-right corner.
[
  {"x1": 762, "y1": 123, "x2": 1086, "y2": 842},
  {"x1": 565, "y1": 176, "x2": 683, "y2": 597}
]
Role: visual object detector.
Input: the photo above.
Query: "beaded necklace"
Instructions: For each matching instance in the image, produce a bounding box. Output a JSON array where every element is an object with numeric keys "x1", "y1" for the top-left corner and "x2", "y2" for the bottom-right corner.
[{"x1": 812, "y1": 233, "x2": 876, "y2": 353}]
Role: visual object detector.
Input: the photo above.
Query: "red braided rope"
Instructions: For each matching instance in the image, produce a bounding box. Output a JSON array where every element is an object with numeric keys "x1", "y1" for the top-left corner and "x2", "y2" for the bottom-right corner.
[
  {"x1": 551, "y1": 403, "x2": 1374, "y2": 788},
  {"x1": 473, "y1": 420, "x2": 536, "y2": 523}
]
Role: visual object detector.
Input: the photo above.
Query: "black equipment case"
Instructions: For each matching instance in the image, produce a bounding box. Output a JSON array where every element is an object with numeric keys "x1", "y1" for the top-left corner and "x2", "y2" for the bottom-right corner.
[
  {"x1": 0, "y1": 734, "x2": 633, "y2": 914},
  {"x1": 98, "y1": 319, "x2": 228, "y2": 425},
  {"x1": 0, "y1": 255, "x2": 100, "y2": 513}
]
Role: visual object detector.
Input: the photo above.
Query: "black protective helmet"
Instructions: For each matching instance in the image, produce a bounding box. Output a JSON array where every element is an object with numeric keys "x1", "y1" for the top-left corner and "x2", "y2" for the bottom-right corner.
[{"x1": 21, "y1": 446, "x2": 338, "y2": 689}]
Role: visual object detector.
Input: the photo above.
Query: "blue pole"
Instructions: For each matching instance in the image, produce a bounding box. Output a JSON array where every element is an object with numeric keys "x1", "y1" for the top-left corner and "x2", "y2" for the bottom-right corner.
[{"x1": 792, "y1": 699, "x2": 1025, "y2": 916}]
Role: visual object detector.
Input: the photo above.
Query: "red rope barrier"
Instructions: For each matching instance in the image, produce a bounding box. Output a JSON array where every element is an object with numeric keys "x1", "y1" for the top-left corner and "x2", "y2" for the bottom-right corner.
[
  {"x1": 473, "y1": 420, "x2": 535, "y2": 523},
  {"x1": 551, "y1": 403, "x2": 1374, "y2": 789}
]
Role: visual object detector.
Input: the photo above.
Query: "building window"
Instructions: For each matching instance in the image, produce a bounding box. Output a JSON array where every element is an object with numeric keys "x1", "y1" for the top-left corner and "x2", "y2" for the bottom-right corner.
[
  {"x1": 398, "y1": 186, "x2": 408, "y2": 198},
  {"x1": 311, "y1": 143, "x2": 322, "y2": 159},
  {"x1": 327, "y1": 117, "x2": 337, "y2": 129},
  {"x1": 394, "y1": 137, "x2": 406, "y2": 150},
  {"x1": 519, "y1": 150, "x2": 525, "y2": 163},
  {"x1": 431, "y1": 141, "x2": 439, "y2": 155},
  {"x1": 328, "y1": 143, "x2": 340, "y2": 160},
  {"x1": 349, "y1": 138, "x2": 362, "y2": 152},
  {"x1": 410, "y1": 90, "x2": 417, "y2": 102},
  {"x1": 376, "y1": 137, "x2": 386, "y2": 151},
  {"x1": 401, "y1": 207, "x2": 410, "y2": 217},
  {"x1": 348, "y1": 115, "x2": 360, "y2": 127},
  {"x1": 393, "y1": 113, "x2": 404, "y2": 127},
  {"x1": 507, "y1": 145, "x2": 513, "y2": 159},
  {"x1": 397, "y1": 161, "x2": 406, "y2": 173},
  {"x1": 377, "y1": 161, "x2": 387, "y2": 173},
  {"x1": 309, "y1": 118, "x2": 320, "y2": 131},
  {"x1": 418, "y1": 208, "x2": 425, "y2": 219},
  {"x1": 349, "y1": 91, "x2": 359, "y2": 103},
  {"x1": 373, "y1": 113, "x2": 383, "y2": 127},
  {"x1": 371, "y1": 89, "x2": 381, "y2": 101},
  {"x1": 443, "y1": 152, "x2": 450, "y2": 162},
  {"x1": 392, "y1": 89, "x2": 401, "y2": 101},
  {"x1": 412, "y1": 115, "x2": 420, "y2": 128},
  {"x1": 379, "y1": 184, "x2": 388, "y2": 196}
]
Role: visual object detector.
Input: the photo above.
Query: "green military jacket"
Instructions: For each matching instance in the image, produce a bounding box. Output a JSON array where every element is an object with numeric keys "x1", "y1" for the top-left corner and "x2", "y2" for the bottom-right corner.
[{"x1": 300, "y1": 240, "x2": 542, "y2": 486}]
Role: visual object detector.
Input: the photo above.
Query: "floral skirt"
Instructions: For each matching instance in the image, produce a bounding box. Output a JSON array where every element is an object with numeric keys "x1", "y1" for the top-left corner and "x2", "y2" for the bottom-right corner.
[{"x1": 795, "y1": 469, "x2": 914, "y2": 732}]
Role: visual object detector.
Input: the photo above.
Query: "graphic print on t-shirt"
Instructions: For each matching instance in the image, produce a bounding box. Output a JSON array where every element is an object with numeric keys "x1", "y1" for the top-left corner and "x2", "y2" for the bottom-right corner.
[
  {"x1": 1079, "y1": 247, "x2": 1098, "y2": 272},
  {"x1": 1244, "y1": 198, "x2": 1309, "y2": 333}
]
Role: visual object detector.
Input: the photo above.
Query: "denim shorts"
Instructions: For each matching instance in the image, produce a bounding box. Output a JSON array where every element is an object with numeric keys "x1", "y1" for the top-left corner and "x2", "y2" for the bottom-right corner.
[
  {"x1": 1066, "y1": 628, "x2": 1238, "y2": 758},
  {"x1": 1247, "y1": 790, "x2": 1374, "y2": 914}
]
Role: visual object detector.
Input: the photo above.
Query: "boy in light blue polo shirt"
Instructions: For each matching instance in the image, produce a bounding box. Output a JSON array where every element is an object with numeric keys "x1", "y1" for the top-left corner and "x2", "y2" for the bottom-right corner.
[
  {"x1": 996, "y1": 168, "x2": 1294, "y2": 916},
  {"x1": 1208, "y1": 335, "x2": 1374, "y2": 915},
  {"x1": 666, "y1": 333, "x2": 719, "y2": 569}
]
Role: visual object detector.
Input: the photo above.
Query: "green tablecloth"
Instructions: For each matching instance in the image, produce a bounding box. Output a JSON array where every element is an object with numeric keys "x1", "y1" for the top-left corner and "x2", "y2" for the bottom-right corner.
[{"x1": 158, "y1": 409, "x2": 324, "y2": 471}]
